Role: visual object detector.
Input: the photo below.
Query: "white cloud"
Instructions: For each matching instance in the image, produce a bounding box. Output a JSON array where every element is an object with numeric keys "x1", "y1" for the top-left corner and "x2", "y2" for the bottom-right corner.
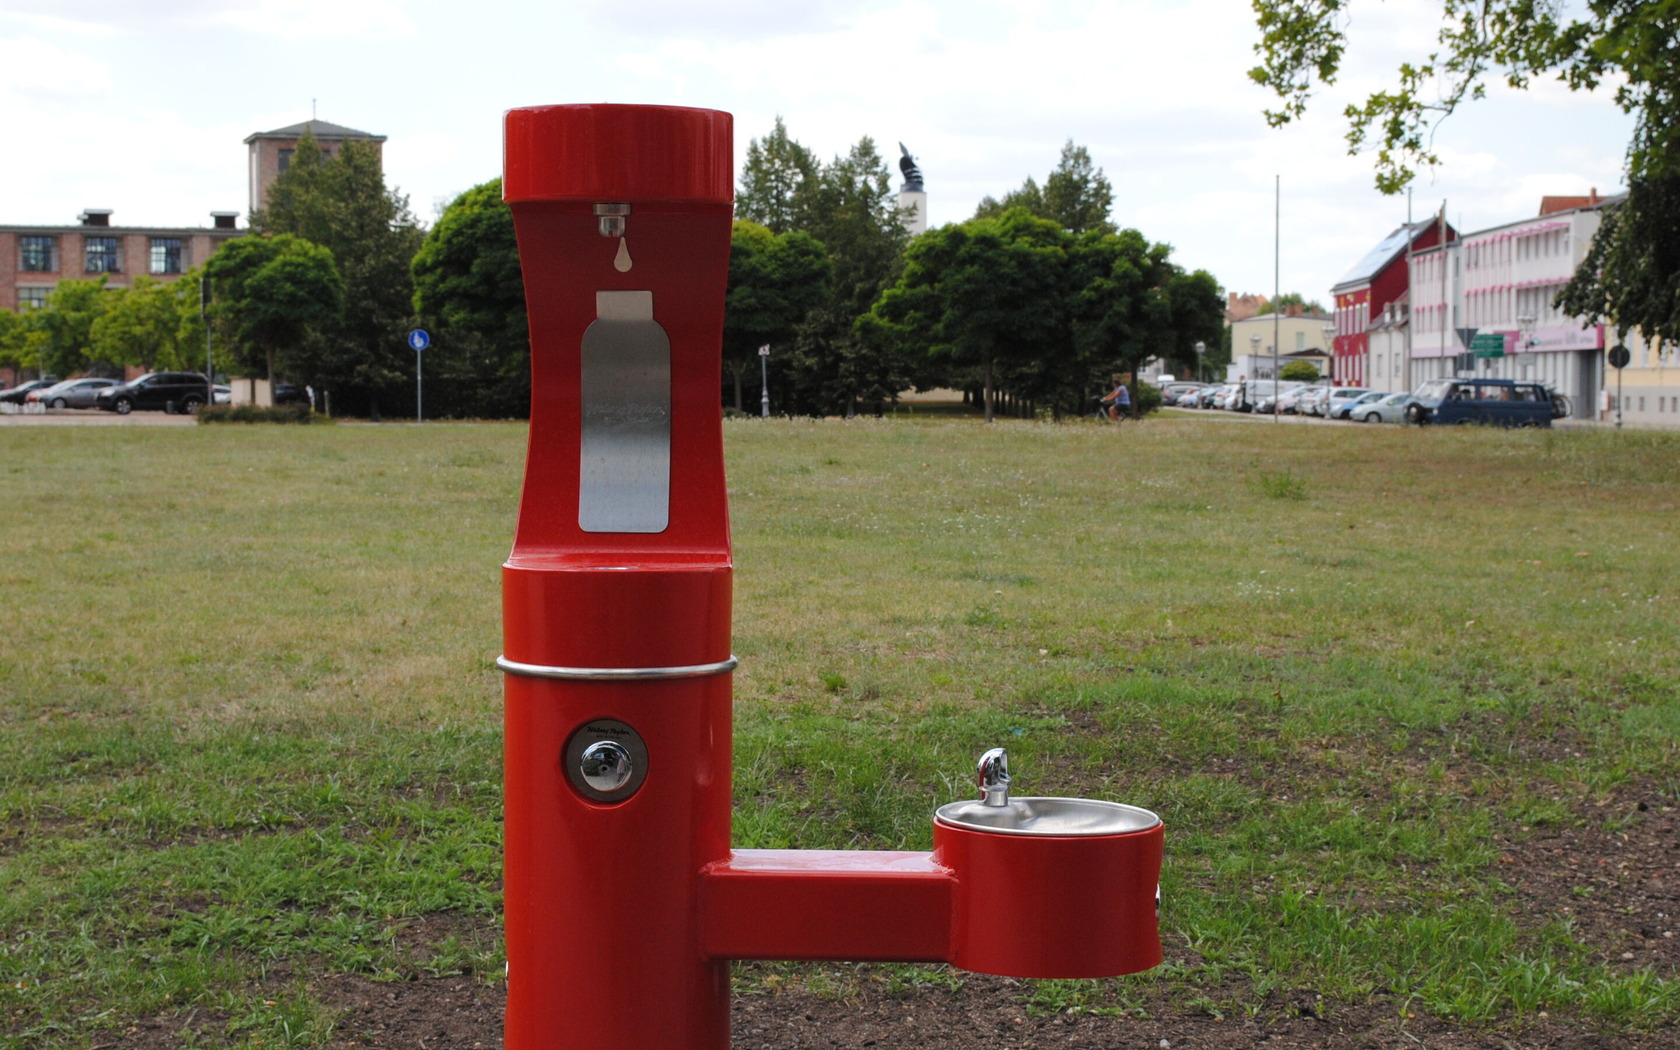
[
  {"x1": 0, "y1": 0, "x2": 417, "y2": 39},
  {"x1": 0, "y1": 35, "x2": 112, "y2": 98},
  {"x1": 571, "y1": 0, "x2": 877, "y2": 40}
]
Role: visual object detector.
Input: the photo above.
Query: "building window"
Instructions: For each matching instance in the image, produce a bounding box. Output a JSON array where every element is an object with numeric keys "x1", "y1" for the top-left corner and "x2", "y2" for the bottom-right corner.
[
  {"x1": 85, "y1": 237, "x2": 121, "y2": 274},
  {"x1": 278, "y1": 148, "x2": 294, "y2": 173},
  {"x1": 150, "y1": 238, "x2": 184, "y2": 274},
  {"x1": 17, "y1": 287, "x2": 49, "y2": 311},
  {"x1": 19, "y1": 236, "x2": 57, "y2": 272}
]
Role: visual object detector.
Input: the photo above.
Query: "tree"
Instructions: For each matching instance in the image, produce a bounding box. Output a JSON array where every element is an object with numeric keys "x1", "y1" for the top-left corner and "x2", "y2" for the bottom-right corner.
[
  {"x1": 1068, "y1": 231, "x2": 1222, "y2": 410},
  {"x1": 736, "y1": 117, "x2": 819, "y2": 234},
  {"x1": 722, "y1": 221, "x2": 830, "y2": 412},
  {"x1": 1250, "y1": 0, "x2": 1680, "y2": 342},
  {"x1": 254, "y1": 130, "x2": 425, "y2": 415},
  {"x1": 31, "y1": 279, "x2": 109, "y2": 377},
  {"x1": 975, "y1": 142, "x2": 1116, "y2": 235},
  {"x1": 783, "y1": 136, "x2": 911, "y2": 415},
  {"x1": 90, "y1": 277, "x2": 186, "y2": 372},
  {"x1": 1281, "y1": 360, "x2": 1322, "y2": 382},
  {"x1": 0, "y1": 308, "x2": 27, "y2": 374},
  {"x1": 1273, "y1": 291, "x2": 1327, "y2": 315},
  {"x1": 1043, "y1": 141, "x2": 1117, "y2": 235},
  {"x1": 411, "y1": 178, "x2": 530, "y2": 418},
  {"x1": 868, "y1": 208, "x2": 1070, "y2": 422},
  {"x1": 974, "y1": 178, "x2": 1045, "y2": 222},
  {"x1": 206, "y1": 234, "x2": 343, "y2": 383}
]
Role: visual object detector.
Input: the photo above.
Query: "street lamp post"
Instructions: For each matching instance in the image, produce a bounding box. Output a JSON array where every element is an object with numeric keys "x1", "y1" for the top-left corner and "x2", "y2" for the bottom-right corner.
[
  {"x1": 758, "y1": 345, "x2": 770, "y2": 418},
  {"x1": 1194, "y1": 341, "x2": 1205, "y2": 383}
]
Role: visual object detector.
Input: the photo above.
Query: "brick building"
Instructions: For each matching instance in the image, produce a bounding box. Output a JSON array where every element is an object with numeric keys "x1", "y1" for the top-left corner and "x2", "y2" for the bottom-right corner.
[
  {"x1": 2, "y1": 209, "x2": 242, "y2": 313},
  {"x1": 245, "y1": 119, "x2": 386, "y2": 217}
]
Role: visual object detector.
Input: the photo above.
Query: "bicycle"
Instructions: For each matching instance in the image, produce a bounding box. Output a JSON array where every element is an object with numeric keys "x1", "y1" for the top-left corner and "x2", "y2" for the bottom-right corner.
[{"x1": 1093, "y1": 395, "x2": 1130, "y2": 423}]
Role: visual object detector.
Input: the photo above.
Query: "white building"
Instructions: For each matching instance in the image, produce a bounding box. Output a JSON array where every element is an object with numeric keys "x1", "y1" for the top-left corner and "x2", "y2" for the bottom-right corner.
[{"x1": 1410, "y1": 196, "x2": 1617, "y2": 413}]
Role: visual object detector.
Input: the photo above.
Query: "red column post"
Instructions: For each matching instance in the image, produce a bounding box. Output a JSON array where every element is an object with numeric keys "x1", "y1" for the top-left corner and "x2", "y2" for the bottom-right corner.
[{"x1": 501, "y1": 104, "x2": 736, "y2": 1050}]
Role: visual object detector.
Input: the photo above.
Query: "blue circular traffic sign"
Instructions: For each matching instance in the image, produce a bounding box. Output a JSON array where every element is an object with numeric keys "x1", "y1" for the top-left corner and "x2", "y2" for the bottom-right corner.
[{"x1": 408, "y1": 328, "x2": 431, "y2": 351}]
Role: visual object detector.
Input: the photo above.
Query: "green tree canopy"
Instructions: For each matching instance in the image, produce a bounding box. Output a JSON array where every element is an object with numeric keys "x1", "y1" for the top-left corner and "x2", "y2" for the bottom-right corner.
[
  {"x1": 0, "y1": 306, "x2": 30, "y2": 373},
  {"x1": 736, "y1": 117, "x2": 819, "y2": 234},
  {"x1": 1281, "y1": 359, "x2": 1322, "y2": 382},
  {"x1": 254, "y1": 130, "x2": 425, "y2": 415},
  {"x1": 781, "y1": 134, "x2": 912, "y2": 415},
  {"x1": 723, "y1": 220, "x2": 830, "y2": 412},
  {"x1": 90, "y1": 277, "x2": 187, "y2": 373},
  {"x1": 206, "y1": 234, "x2": 343, "y2": 383},
  {"x1": 975, "y1": 141, "x2": 1116, "y2": 235},
  {"x1": 868, "y1": 208, "x2": 1070, "y2": 421},
  {"x1": 1250, "y1": 0, "x2": 1680, "y2": 342},
  {"x1": 1273, "y1": 291, "x2": 1327, "y2": 315},
  {"x1": 31, "y1": 279, "x2": 110, "y2": 377},
  {"x1": 410, "y1": 178, "x2": 530, "y2": 418}
]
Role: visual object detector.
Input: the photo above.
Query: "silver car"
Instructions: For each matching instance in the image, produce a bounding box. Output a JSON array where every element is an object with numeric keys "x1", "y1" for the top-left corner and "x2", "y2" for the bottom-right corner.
[
  {"x1": 28, "y1": 377, "x2": 118, "y2": 409},
  {"x1": 1355, "y1": 392, "x2": 1410, "y2": 423}
]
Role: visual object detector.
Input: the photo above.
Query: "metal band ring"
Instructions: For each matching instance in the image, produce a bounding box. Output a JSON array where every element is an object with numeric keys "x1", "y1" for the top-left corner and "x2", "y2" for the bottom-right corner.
[{"x1": 496, "y1": 655, "x2": 738, "y2": 681}]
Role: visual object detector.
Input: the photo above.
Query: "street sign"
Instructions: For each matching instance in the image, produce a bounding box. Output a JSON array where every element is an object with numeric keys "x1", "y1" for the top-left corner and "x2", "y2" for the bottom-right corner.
[
  {"x1": 1472, "y1": 332, "x2": 1506, "y2": 359},
  {"x1": 758, "y1": 345, "x2": 770, "y2": 357},
  {"x1": 1456, "y1": 326, "x2": 1479, "y2": 351},
  {"x1": 408, "y1": 329, "x2": 431, "y2": 352},
  {"x1": 1608, "y1": 344, "x2": 1631, "y2": 370}
]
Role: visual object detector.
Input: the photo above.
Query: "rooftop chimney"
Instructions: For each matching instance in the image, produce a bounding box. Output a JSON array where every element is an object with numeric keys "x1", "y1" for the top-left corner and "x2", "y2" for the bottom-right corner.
[
  {"x1": 79, "y1": 209, "x2": 113, "y2": 227},
  {"x1": 210, "y1": 211, "x2": 239, "y2": 230}
]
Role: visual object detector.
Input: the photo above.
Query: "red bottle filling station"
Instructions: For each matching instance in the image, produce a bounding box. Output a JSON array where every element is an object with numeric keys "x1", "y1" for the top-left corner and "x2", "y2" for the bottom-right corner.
[{"x1": 499, "y1": 103, "x2": 1163, "y2": 1050}]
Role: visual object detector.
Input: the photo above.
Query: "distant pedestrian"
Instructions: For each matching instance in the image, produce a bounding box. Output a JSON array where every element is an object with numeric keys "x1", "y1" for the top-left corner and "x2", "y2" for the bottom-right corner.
[{"x1": 1235, "y1": 375, "x2": 1249, "y2": 412}]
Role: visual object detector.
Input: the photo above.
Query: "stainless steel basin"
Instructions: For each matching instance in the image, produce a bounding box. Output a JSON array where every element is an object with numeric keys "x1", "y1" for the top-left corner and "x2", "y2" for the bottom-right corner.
[{"x1": 935, "y1": 796, "x2": 1161, "y2": 837}]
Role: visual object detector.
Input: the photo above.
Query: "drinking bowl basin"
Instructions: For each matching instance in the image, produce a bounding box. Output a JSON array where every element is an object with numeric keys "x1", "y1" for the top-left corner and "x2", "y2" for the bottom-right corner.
[{"x1": 935, "y1": 796, "x2": 1160, "y2": 837}]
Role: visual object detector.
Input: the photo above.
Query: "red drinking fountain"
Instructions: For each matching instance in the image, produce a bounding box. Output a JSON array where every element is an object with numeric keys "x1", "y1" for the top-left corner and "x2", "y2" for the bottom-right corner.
[{"x1": 499, "y1": 103, "x2": 1163, "y2": 1050}]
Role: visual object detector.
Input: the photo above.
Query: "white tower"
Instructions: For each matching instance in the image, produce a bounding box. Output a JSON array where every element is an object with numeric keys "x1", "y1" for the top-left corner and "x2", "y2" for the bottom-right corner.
[{"x1": 897, "y1": 142, "x2": 927, "y2": 236}]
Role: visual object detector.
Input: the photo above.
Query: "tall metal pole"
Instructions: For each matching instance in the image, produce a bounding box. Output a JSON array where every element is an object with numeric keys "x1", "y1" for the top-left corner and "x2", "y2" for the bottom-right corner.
[
  {"x1": 1273, "y1": 174, "x2": 1280, "y2": 421},
  {"x1": 202, "y1": 275, "x2": 213, "y2": 405},
  {"x1": 416, "y1": 346, "x2": 424, "y2": 423},
  {"x1": 758, "y1": 344, "x2": 770, "y2": 418}
]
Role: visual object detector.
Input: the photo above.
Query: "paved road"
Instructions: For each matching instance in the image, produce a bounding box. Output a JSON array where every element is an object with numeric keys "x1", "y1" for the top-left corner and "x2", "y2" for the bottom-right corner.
[{"x1": 0, "y1": 408, "x2": 195, "y2": 426}]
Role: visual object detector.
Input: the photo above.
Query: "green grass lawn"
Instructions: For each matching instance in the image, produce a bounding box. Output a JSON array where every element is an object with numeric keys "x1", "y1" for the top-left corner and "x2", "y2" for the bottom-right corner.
[{"x1": 2, "y1": 416, "x2": 1678, "y2": 1046}]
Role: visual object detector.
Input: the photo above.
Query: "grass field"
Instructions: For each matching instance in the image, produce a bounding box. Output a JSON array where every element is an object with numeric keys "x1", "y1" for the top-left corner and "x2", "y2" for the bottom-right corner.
[{"x1": 2, "y1": 415, "x2": 1679, "y2": 1047}]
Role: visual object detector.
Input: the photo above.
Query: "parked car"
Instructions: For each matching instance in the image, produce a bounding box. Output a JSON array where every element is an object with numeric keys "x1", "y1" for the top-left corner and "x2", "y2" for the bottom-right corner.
[
  {"x1": 1402, "y1": 378, "x2": 1566, "y2": 427},
  {"x1": 93, "y1": 372, "x2": 214, "y2": 415},
  {"x1": 0, "y1": 378, "x2": 60, "y2": 405},
  {"x1": 1277, "y1": 385, "x2": 1325, "y2": 414},
  {"x1": 1355, "y1": 392, "x2": 1410, "y2": 423},
  {"x1": 1295, "y1": 387, "x2": 1332, "y2": 417},
  {"x1": 214, "y1": 385, "x2": 232, "y2": 405},
  {"x1": 273, "y1": 381, "x2": 310, "y2": 406},
  {"x1": 1332, "y1": 390, "x2": 1388, "y2": 420},
  {"x1": 1248, "y1": 381, "x2": 1300, "y2": 415},
  {"x1": 27, "y1": 377, "x2": 118, "y2": 409},
  {"x1": 1324, "y1": 387, "x2": 1375, "y2": 419},
  {"x1": 1193, "y1": 385, "x2": 1230, "y2": 409}
]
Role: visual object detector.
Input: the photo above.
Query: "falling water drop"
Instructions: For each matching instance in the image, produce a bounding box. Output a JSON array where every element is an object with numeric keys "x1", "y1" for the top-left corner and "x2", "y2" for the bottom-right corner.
[{"x1": 614, "y1": 238, "x2": 633, "y2": 272}]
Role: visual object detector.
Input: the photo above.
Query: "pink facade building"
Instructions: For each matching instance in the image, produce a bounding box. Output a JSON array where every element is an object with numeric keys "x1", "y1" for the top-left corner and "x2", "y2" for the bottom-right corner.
[{"x1": 1409, "y1": 195, "x2": 1616, "y2": 411}]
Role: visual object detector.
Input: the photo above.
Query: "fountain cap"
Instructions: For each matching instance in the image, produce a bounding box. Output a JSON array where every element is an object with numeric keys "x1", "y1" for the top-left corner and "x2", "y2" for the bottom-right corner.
[{"x1": 504, "y1": 104, "x2": 733, "y2": 204}]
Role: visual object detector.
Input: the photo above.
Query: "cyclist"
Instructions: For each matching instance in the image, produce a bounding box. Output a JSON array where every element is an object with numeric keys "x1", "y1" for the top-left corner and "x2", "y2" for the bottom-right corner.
[{"x1": 1101, "y1": 378, "x2": 1132, "y2": 421}]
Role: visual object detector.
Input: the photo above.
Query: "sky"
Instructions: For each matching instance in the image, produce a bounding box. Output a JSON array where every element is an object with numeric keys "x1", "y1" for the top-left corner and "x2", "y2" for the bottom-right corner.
[{"x1": 0, "y1": 0, "x2": 1634, "y2": 307}]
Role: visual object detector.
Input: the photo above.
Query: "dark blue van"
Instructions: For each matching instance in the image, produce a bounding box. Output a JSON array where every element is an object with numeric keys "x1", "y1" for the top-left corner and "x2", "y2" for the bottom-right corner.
[{"x1": 1402, "y1": 378, "x2": 1568, "y2": 428}]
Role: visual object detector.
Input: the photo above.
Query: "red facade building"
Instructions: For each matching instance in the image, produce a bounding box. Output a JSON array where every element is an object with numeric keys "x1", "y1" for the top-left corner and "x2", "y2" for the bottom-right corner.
[{"x1": 1330, "y1": 220, "x2": 1455, "y2": 385}]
